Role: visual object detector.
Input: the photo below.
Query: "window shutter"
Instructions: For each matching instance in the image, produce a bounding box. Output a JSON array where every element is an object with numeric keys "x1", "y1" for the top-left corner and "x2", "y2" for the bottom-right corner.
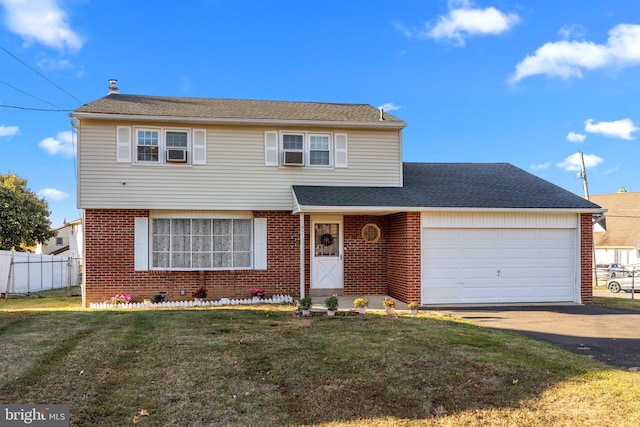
[
  {"x1": 192, "y1": 129, "x2": 206, "y2": 165},
  {"x1": 134, "y1": 217, "x2": 149, "y2": 271},
  {"x1": 117, "y1": 126, "x2": 132, "y2": 163},
  {"x1": 334, "y1": 133, "x2": 348, "y2": 168},
  {"x1": 253, "y1": 218, "x2": 267, "y2": 270},
  {"x1": 264, "y1": 131, "x2": 279, "y2": 166}
]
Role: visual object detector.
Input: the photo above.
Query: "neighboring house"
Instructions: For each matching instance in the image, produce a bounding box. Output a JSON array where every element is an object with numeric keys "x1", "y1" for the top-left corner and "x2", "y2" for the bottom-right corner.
[
  {"x1": 591, "y1": 189, "x2": 640, "y2": 267},
  {"x1": 71, "y1": 83, "x2": 603, "y2": 307},
  {"x1": 36, "y1": 218, "x2": 83, "y2": 260}
]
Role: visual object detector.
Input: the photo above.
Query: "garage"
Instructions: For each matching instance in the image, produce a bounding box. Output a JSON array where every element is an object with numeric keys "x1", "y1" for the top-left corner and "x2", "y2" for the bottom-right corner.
[{"x1": 421, "y1": 213, "x2": 579, "y2": 305}]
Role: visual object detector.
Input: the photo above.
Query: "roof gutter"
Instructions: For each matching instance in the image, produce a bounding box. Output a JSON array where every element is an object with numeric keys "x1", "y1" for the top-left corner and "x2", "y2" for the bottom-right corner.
[
  {"x1": 69, "y1": 112, "x2": 407, "y2": 130},
  {"x1": 292, "y1": 205, "x2": 606, "y2": 215}
]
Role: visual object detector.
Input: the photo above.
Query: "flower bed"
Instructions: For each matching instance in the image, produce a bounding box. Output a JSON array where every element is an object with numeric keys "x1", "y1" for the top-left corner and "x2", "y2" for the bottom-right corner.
[{"x1": 89, "y1": 295, "x2": 294, "y2": 309}]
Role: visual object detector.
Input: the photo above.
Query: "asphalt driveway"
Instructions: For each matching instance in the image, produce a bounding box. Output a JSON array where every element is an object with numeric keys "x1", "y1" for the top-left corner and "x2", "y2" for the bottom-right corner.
[{"x1": 443, "y1": 305, "x2": 640, "y2": 370}]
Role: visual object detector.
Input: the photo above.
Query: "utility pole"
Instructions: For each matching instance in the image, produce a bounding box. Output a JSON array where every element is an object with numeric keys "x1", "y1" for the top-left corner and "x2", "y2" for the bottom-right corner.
[
  {"x1": 577, "y1": 151, "x2": 597, "y2": 292},
  {"x1": 578, "y1": 151, "x2": 589, "y2": 200}
]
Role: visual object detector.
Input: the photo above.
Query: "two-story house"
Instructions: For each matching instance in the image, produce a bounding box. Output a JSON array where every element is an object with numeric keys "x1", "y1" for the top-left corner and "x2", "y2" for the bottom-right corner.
[{"x1": 72, "y1": 82, "x2": 602, "y2": 307}]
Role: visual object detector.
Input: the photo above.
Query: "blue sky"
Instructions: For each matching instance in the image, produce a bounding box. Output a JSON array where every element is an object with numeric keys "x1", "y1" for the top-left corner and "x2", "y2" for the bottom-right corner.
[{"x1": 1, "y1": 0, "x2": 640, "y2": 227}]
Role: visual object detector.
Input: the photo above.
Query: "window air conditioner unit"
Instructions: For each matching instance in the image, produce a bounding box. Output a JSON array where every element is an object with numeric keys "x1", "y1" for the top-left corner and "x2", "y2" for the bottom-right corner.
[
  {"x1": 283, "y1": 151, "x2": 303, "y2": 166},
  {"x1": 166, "y1": 149, "x2": 187, "y2": 163}
]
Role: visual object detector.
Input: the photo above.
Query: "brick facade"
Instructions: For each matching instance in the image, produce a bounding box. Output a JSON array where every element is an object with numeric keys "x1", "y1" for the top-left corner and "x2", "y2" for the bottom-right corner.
[
  {"x1": 343, "y1": 216, "x2": 388, "y2": 295},
  {"x1": 83, "y1": 209, "x2": 592, "y2": 307},
  {"x1": 84, "y1": 209, "x2": 304, "y2": 306},
  {"x1": 580, "y1": 212, "x2": 594, "y2": 304},
  {"x1": 386, "y1": 212, "x2": 421, "y2": 304}
]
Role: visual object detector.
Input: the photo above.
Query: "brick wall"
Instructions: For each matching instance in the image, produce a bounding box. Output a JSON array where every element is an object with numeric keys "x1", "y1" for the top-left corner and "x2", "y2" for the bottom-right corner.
[
  {"x1": 84, "y1": 209, "x2": 303, "y2": 306},
  {"x1": 580, "y1": 212, "x2": 594, "y2": 304},
  {"x1": 343, "y1": 216, "x2": 388, "y2": 295},
  {"x1": 386, "y1": 212, "x2": 421, "y2": 304}
]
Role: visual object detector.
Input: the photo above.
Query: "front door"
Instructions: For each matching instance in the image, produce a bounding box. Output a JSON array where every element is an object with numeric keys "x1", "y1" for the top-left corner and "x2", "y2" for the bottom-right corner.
[{"x1": 311, "y1": 218, "x2": 344, "y2": 290}]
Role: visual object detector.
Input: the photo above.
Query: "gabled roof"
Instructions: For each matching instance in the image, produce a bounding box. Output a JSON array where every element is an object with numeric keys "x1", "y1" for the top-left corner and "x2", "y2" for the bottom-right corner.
[
  {"x1": 293, "y1": 163, "x2": 603, "y2": 213},
  {"x1": 590, "y1": 191, "x2": 640, "y2": 248},
  {"x1": 72, "y1": 94, "x2": 405, "y2": 129}
]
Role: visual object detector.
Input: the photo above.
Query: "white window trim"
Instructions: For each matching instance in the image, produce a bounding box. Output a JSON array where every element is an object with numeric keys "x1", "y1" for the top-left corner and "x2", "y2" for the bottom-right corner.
[
  {"x1": 147, "y1": 216, "x2": 256, "y2": 271},
  {"x1": 307, "y1": 133, "x2": 332, "y2": 168},
  {"x1": 132, "y1": 127, "x2": 193, "y2": 165},
  {"x1": 279, "y1": 131, "x2": 335, "y2": 168}
]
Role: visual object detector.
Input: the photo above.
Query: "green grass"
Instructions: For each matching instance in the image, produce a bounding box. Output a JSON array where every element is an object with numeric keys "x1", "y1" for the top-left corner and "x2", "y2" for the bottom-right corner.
[
  {"x1": 1, "y1": 303, "x2": 639, "y2": 426},
  {"x1": 593, "y1": 295, "x2": 640, "y2": 312},
  {"x1": 0, "y1": 287, "x2": 81, "y2": 310}
]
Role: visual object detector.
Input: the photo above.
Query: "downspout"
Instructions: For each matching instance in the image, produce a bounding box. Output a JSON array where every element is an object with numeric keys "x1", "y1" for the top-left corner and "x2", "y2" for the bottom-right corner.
[{"x1": 300, "y1": 213, "x2": 305, "y2": 299}]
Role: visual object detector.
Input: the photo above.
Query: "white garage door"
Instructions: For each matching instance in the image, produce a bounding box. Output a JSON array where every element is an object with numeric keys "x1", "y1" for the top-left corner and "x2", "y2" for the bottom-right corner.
[{"x1": 422, "y1": 228, "x2": 577, "y2": 304}]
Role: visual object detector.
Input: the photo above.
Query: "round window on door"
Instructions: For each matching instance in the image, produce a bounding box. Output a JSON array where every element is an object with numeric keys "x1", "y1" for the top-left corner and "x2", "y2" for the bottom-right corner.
[{"x1": 361, "y1": 223, "x2": 381, "y2": 243}]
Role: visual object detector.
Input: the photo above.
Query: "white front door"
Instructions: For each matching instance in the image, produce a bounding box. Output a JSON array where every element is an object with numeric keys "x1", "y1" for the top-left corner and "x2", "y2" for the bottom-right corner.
[{"x1": 311, "y1": 218, "x2": 344, "y2": 289}]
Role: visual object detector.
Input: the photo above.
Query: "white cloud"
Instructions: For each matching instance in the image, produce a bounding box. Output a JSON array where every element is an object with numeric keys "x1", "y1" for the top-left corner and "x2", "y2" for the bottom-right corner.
[
  {"x1": 377, "y1": 102, "x2": 402, "y2": 112},
  {"x1": 557, "y1": 152, "x2": 604, "y2": 172},
  {"x1": 37, "y1": 188, "x2": 68, "y2": 201},
  {"x1": 37, "y1": 57, "x2": 73, "y2": 71},
  {"x1": 0, "y1": 0, "x2": 83, "y2": 51},
  {"x1": 426, "y1": 1, "x2": 520, "y2": 46},
  {"x1": 584, "y1": 118, "x2": 638, "y2": 140},
  {"x1": 38, "y1": 131, "x2": 75, "y2": 156},
  {"x1": 0, "y1": 125, "x2": 19, "y2": 137},
  {"x1": 511, "y1": 24, "x2": 640, "y2": 83},
  {"x1": 530, "y1": 162, "x2": 550, "y2": 170},
  {"x1": 558, "y1": 24, "x2": 586, "y2": 40},
  {"x1": 392, "y1": 21, "x2": 413, "y2": 39},
  {"x1": 567, "y1": 132, "x2": 586, "y2": 143}
]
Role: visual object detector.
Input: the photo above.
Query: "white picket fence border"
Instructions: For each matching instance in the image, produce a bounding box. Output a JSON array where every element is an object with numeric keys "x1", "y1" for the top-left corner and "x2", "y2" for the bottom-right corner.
[{"x1": 89, "y1": 294, "x2": 294, "y2": 309}]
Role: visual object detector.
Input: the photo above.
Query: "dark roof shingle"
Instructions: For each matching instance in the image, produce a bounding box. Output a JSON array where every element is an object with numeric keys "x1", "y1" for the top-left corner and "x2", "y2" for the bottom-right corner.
[
  {"x1": 293, "y1": 163, "x2": 602, "y2": 210},
  {"x1": 74, "y1": 94, "x2": 405, "y2": 125}
]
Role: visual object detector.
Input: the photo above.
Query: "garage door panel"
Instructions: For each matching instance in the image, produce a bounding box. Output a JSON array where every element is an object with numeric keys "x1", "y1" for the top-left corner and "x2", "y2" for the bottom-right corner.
[{"x1": 422, "y1": 228, "x2": 577, "y2": 304}]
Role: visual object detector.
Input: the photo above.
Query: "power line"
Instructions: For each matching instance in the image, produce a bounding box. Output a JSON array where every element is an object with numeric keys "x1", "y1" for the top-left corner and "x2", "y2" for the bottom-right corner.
[
  {"x1": 0, "y1": 79, "x2": 66, "y2": 109},
  {"x1": 0, "y1": 104, "x2": 70, "y2": 112},
  {"x1": 0, "y1": 44, "x2": 84, "y2": 105}
]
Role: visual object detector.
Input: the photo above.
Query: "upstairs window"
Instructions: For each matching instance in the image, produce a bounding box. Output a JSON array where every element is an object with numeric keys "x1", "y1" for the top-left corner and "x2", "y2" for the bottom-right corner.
[
  {"x1": 269, "y1": 132, "x2": 340, "y2": 167},
  {"x1": 118, "y1": 126, "x2": 205, "y2": 165},
  {"x1": 137, "y1": 130, "x2": 159, "y2": 162},
  {"x1": 309, "y1": 135, "x2": 330, "y2": 166},
  {"x1": 282, "y1": 134, "x2": 304, "y2": 165},
  {"x1": 165, "y1": 131, "x2": 189, "y2": 163}
]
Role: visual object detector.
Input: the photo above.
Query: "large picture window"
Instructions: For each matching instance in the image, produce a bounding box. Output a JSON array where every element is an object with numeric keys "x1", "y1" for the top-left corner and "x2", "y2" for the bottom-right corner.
[{"x1": 151, "y1": 218, "x2": 252, "y2": 269}]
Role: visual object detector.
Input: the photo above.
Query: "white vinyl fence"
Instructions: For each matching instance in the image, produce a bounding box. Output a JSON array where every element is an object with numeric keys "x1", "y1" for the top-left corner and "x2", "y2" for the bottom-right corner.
[{"x1": 0, "y1": 251, "x2": 81, "y2": 295}]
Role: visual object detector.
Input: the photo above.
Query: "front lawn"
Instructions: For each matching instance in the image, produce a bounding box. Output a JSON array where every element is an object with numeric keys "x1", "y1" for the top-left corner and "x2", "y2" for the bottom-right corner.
[{"x1": 0, "y1": 304, "x2": 638, "y2": 426}]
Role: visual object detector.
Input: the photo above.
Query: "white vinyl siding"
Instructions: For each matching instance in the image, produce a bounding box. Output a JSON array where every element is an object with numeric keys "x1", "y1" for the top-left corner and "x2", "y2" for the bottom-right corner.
[{"x1": 77, "y1": 123, "x2": 402, "y2": 210}]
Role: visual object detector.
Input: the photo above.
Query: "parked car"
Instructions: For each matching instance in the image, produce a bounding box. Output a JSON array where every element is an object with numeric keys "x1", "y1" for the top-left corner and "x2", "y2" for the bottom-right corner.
[
  {"x1": 606, "y1": 270, "x2": 640, "y2": 293},
  {"x1": 596, "y1": 263, "x2": 627, "y2": 278}
]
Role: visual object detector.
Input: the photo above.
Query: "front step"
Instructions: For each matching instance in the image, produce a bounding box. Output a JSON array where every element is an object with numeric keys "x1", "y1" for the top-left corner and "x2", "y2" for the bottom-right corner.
[{"x1": 309, "y1": 288, "x2": 343, "y2": 297}]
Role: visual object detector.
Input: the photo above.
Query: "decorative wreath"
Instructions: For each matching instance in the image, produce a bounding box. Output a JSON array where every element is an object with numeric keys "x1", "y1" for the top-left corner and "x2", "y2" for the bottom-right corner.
[{"x1": 319, "y1": 233, "x2": 334, "y2": 246}]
